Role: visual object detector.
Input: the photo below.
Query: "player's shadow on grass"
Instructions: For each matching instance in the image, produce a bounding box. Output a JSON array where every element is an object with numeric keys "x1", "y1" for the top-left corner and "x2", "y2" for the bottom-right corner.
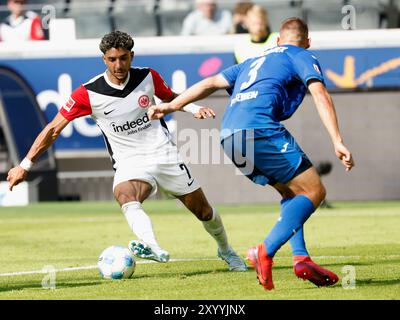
[
  {"x1": 324, "y1": 257, "x2": 400, "y2": 268},
  {"x1": 131, "y1": 264, "x2": 260, "y2": 280},
  {"x1": 356, "y1": 278, "x2": 400, "y2": 287},
  {"x1": 317, "y1": 261, "x2": 369, "y2": 268},
  {"x1": 133, "y1": 264, "x2": 295, "y2": 280},
  {"x1": 0, "y1": 280, "x2": 102, "y2": 293},
  {"x1": 132, "y1": 268, "x2": 231, "y2": 280}
]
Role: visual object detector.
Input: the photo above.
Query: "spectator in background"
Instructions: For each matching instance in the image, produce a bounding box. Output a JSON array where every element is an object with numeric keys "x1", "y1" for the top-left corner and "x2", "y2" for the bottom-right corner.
[
  {"x1": 380, "y1": 0, "x2": 400, "y2": 28},
  {"x1": 0, "y1": 0, "x2": 46, "y2": 42},
  {"x1": 231, "y1": 1, "x2": 253, "y2": 34},
  {"x1": 181, "y1": 0, "x2": 232, "y2": 36},
  {"x1": 234, "y1": 5, "x2": 278, "y2": 63}
]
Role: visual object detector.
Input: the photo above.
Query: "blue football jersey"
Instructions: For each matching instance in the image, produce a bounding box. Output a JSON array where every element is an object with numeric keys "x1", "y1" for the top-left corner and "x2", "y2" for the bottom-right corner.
[{"x1": 220, "y1": 45, "x2": 325, "y2": 139}]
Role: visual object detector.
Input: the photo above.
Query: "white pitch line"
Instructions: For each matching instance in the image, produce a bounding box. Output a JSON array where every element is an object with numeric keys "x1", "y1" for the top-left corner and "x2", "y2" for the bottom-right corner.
[
  {"x1": 0, "y1": 265, "x2": 98, "y2": 277},
  {"x1": 1, "y1": 255, "x2": 399, "y2": 277},
  {"x1": 0, "y1": 258, "x2": 220, "y2": 277}
]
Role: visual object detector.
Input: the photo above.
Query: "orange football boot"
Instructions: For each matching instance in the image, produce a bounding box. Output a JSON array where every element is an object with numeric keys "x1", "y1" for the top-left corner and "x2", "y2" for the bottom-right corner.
[{"x1": 247, "y1": 243, "x2": 274, "y2": 290}]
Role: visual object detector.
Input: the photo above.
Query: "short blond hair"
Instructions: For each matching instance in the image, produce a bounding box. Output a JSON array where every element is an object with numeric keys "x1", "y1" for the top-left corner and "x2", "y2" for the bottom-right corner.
[{"x1": 279, "y1": 17, "x2": 309, "y2": 43}]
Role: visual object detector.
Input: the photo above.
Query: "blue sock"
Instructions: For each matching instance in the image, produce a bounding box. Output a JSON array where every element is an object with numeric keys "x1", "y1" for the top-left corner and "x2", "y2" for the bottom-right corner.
[
  {"x1": 281, "y1": 198, "x2": 310, "y2": 257},
  {"x1": 264, "y1": 195, "x2": 315, "y2": 258},
  {"x1": 290, "y1": 226, "x2": 309, "y2": 256}
]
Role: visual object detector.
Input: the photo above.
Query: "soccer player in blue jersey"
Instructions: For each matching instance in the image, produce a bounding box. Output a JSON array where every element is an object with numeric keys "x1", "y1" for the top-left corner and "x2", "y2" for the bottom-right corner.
[{"x1": 148, "y1": 17, "x2": 354, "y2": 290}]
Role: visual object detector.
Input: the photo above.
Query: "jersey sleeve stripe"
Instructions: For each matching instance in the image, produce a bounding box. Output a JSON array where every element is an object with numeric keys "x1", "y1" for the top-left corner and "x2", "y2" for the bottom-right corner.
[
  {"x1": 60, "y1": 85, "x2": 92, "y2": 121},
  {"x1": 149, "y1": 68, "x2": 174, "y2": 101}
]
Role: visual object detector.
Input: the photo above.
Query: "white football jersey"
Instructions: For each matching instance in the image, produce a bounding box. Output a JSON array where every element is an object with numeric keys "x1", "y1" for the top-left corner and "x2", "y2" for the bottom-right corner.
[
  {"x1": 0, "y1": 11, "x2": 45, "y2": 42},
  {"x1": 60, "y1": 67, "x2": 181, "y2": 169}
]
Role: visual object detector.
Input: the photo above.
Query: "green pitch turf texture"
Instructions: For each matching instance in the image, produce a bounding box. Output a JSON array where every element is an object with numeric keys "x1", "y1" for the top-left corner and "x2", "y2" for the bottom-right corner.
[{"x1": 0, "y1": 200, "x2": 399, "y2": 300}]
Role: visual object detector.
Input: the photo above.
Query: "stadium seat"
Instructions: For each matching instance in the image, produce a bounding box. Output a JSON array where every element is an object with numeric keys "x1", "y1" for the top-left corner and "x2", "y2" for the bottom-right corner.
[
  {"x1": 21, "y1": 0, "x2": 67, "y2": 16},
  {"x1": 217, "y1": 0, "x2": 236, "y2": 12},
  {"x1": 303, "y1": 0, "x2": 347, "y2": 31},
  {"x1": 65, "y1": 0, "x2": 114, "y2": 39},
  {"x1": 23, "y1": 0, "x2": 54, "y2": 11},
  {"x1": 159, "y1": 11, "x2": 190, "y2": 36},
  {"x1": 158, "y1": 0, "x2": 192, "y2": 36},
  {"x1": 348, "y1": 0, "x2": 384, "y2": 29},
  {"x1": 49, "y1": 18, "x2": 76, "y2": 41},
  {"x1": 255, "y1": 1, "x2": 304, "y2": 33},
  {"x1": 112, "y1": 0, "x2": 157, "y2": 37}
]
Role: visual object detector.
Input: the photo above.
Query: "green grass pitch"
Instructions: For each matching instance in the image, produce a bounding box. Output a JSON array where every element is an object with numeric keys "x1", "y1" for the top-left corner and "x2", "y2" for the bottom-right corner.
[{"x1": 0, "y1": 200, "x2": 399, "y2": 300}]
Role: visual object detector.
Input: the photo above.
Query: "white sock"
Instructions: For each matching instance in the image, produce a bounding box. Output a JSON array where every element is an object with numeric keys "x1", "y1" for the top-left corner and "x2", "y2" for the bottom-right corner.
[
  {"x1": 202, "y1": 208, "x2": 230, "y2": 253},
  {"x1": 121, "y1": 201, "x2": 164, "y2": 254}
]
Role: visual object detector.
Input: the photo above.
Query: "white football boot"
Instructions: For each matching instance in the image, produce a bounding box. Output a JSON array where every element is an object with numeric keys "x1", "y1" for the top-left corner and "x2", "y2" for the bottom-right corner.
[
  {"x1": 128, "y1": 240, "x2": 170, "y2": 263},
  {"x1": 218, "y1": 247, "x2": 248, "y2": 271}
]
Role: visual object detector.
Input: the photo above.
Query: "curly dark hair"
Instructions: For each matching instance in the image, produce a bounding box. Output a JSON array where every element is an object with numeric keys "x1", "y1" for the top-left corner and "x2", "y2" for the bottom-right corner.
[{"x1": 99, "y1": 31, "x2": 134, "y2": 54}]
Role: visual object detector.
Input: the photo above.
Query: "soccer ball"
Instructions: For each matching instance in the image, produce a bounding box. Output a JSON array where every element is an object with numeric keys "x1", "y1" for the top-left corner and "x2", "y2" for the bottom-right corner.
[{"x1": 98, "y1": 245, "x2": 136, "y2": 280}]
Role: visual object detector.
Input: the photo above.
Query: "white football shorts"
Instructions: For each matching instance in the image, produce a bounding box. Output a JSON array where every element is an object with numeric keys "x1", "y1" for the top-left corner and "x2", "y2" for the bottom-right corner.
[{"x1": 113, "y1": 159, "x2": 201, "y2": 197}]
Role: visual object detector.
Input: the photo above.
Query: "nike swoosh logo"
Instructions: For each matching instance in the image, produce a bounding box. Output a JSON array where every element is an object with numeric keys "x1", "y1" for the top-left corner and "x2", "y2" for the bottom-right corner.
[
  {"x1": 187, "y1": 179, "x2": 195, "y2": 186},
  {"x1": 104, "y1": 109, "x2": 115, "y2": 115}
]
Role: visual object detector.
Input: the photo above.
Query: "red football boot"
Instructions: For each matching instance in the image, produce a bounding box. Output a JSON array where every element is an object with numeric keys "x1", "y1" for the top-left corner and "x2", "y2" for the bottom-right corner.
[
  {"x1": 247, "y1": 243, "x2": 274, "y2": 290},
  {"x1": 293, "y1": 256, "x2": 339, "y2": 287}
]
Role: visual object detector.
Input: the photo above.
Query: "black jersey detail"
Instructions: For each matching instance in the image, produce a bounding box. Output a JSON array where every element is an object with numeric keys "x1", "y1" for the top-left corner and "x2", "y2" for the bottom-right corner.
[
  {"x1": 99, "y1": 127, "x2": 116, "y2": 170},
  {"x1": 85, "y1": 68, "x2": 150, "y2": 98},
  {"x1": 159, "y1": 118, "x2": 169, "y2": 133},
  {"x1": 159, "y1": 118, "x2": 176, "y2": 146}
]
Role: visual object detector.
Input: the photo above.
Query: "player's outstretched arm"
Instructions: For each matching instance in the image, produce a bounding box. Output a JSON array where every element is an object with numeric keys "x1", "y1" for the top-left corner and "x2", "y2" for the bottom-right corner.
[
  {"x1": 7, "y1": 112, "x2": 70, "y2": 191},
  {"x1": 308, "y1": 80, "x2": 355, "y2": 171},
  {"x1": 148, "y1": 74, "x2": 230, "y2": 120}
]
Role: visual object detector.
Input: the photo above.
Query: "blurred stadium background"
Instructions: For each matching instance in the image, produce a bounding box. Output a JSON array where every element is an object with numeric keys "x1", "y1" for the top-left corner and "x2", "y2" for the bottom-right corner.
[{"x1": 0, "y1": 0, "x2": 399, "y2": 205}]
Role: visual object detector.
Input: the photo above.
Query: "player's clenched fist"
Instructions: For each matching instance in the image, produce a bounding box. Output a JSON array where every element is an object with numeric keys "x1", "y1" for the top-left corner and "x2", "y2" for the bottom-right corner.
[
  {"x1": 7, "y1": 166, "x2": 27, "y2": 191},
  {"x1": 147, "y1": 104, "x2": 170, "y2": 120}
]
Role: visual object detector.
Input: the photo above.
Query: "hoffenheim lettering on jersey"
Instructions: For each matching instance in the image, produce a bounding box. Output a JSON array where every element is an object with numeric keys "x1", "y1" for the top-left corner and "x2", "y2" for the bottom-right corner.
[
  {"x1": 230, "y1": 90, "x2": 258, "y2": 106},
  {"x1": 220, "y1": 45, "x2": 325, "y2": 140},
  {"x1": 260, "y1": 46, "x2": 288, "y2": 57}
]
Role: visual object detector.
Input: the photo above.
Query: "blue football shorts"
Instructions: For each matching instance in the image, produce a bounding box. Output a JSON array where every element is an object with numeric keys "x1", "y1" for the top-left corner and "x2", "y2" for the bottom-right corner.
[{"x1": 221, "y1": 128, "x2": 313, "y2": 186}]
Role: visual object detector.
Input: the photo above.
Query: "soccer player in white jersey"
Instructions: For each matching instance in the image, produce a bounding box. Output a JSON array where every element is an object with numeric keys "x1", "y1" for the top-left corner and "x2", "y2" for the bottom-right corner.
[
  {"x1": 7, "y1": 31, "x2": 247, "y2": 272},
  {"x1": 0, "y1": 0, "x2": 45, "y2": 42}
]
